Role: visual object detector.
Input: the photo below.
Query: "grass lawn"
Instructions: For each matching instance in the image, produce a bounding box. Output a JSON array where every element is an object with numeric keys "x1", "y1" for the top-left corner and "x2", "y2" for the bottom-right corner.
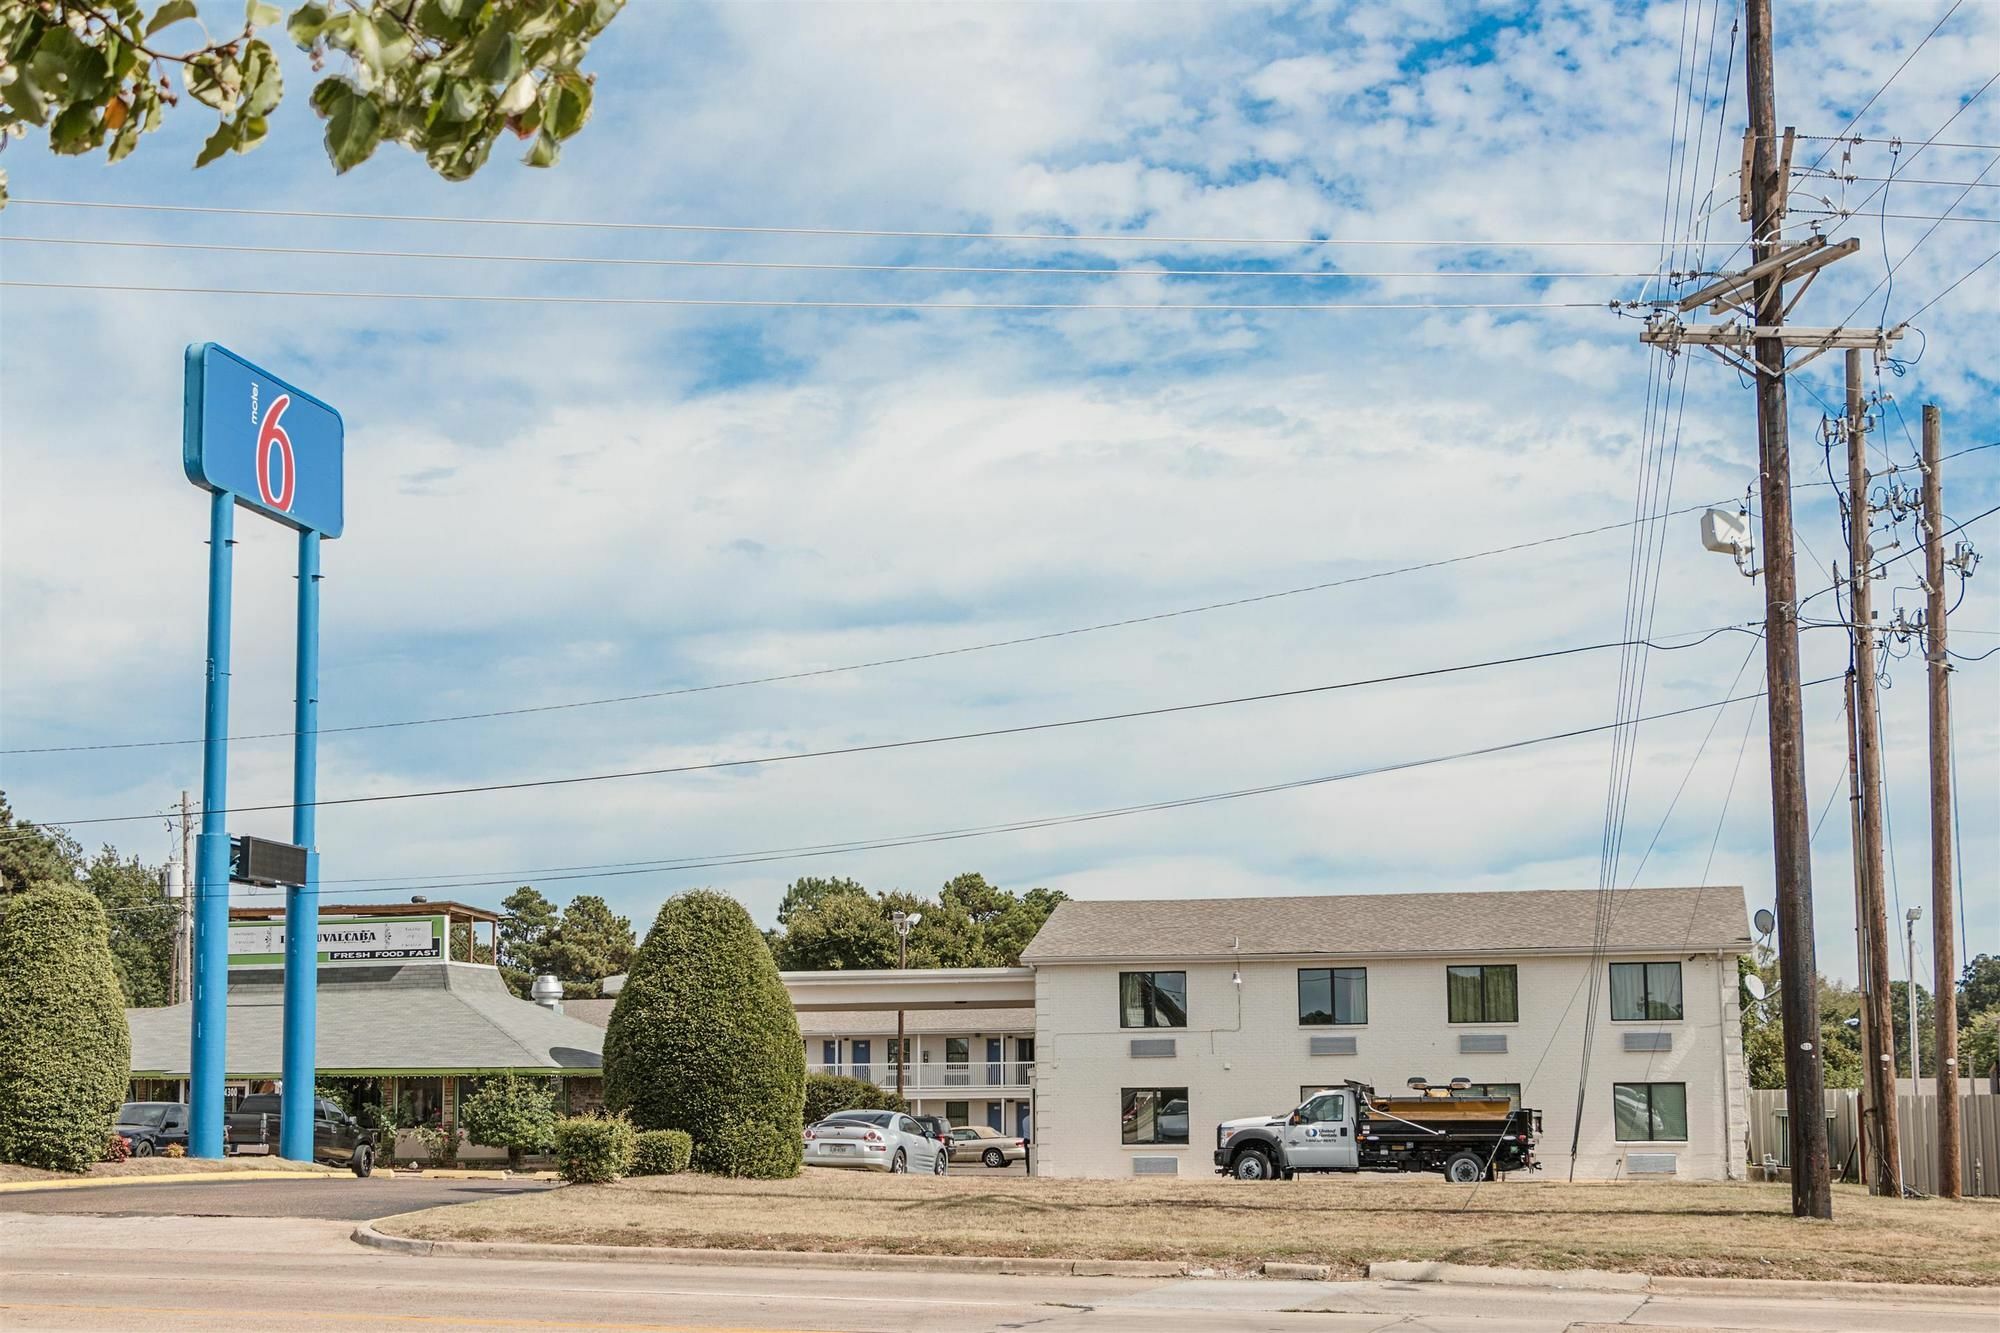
[
  {"x1": 380, "y1": 1168, "x2": 2000, "y2": 1286},
  {"x1": 0, "y1": 1156, "x2": 333, "y2": 1185}
]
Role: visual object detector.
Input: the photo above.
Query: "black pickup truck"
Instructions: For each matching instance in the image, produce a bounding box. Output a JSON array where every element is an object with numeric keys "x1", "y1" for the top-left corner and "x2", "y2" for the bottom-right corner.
[
  {"x1": 1215, "y1": 1078, "x2": 1541, "y2": 1183},
  {"x1": 226, "y1": 1093, "x2": 377, "y2": 1175}
]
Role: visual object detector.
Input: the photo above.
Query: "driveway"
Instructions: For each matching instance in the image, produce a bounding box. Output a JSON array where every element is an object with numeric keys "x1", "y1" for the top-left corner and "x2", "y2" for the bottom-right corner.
[{"x1": 0, "y1": 1175, "x2": 557, "y2": 1221}]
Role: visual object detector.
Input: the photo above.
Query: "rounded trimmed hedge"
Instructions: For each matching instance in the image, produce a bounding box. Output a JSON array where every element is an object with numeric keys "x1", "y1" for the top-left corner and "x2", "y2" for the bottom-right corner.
[
  {"x1": 803, "y1": 1072, "x2": 905, "y2": 1126},
  {"x1": 0, "y1": 884, "x2": 133, "y2": 1172},
  {"x1": 629, "y1": 1128, "x2": 693, "y2": 1176},
  {"x1": 603, "y1": 890, "x2": 804, "y2": 1178},
  {"x1": 550, "y1": 1115, "x2": 634, "y2": 1184}
]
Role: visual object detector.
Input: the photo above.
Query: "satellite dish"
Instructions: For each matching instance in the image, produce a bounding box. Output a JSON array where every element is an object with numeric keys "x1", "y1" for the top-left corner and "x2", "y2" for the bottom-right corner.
[
  {"x1": 1753, "y1": 908, "x2": 1776, "y2": 938},
  {"x1": 1742, "y1": 974, "x2": 1768, "y2": 1003}
]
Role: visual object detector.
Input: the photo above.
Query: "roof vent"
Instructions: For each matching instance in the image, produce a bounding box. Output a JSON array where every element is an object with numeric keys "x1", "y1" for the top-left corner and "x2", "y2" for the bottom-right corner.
[{"x1": 530, "y1": 974, "x2": 564, "y2": 1013}]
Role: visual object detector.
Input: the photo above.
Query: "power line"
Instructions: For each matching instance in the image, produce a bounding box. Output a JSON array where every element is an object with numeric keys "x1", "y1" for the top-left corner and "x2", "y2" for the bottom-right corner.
[
  {"x1": 1794, "y1": 0, "x2": 1967, "y2": 179},
  {"x1": 0, "y1": 279, "x2": 1612, "y2": 314},
  {"x1": 0, "y1": 236, "x2": 1672, "y2": 281},
  {"x1": 1, "y1": 504, "x2": 1766, "y2": 757},
  {"x1": 2, "y1": 198, "x2": 1736, "y2": 249},
  {"x1": 92, "y1": 675, "x2": 1823, "y2": 911},
  {"x1": 8, "y1": 628, "x2": 1757, "y2": 834}
]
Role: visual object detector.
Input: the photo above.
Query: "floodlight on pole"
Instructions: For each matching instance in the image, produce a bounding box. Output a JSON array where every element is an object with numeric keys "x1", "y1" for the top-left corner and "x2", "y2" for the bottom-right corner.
[{"x1": 890, "y1": 911, "x2": 921, "y2": 1102}]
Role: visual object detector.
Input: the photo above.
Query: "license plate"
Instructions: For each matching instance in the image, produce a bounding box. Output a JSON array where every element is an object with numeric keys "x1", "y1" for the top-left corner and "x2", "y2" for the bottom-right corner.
[{"x1": 825, "y1": 1143, "x2": 852, "y2": 1154}]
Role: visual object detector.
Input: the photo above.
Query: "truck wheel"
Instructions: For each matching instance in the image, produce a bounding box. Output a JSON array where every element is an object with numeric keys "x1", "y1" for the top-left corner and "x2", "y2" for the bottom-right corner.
[
  {"x1": 133, "y1": 1139, "x2": 154, "y2": 1158},
  {"x1": 351, "y1": 1144, "x2": 374, "y2": 1178},
  {"x1": 1230, "y1": 1147, "x2": 1275, "y2": 1181},
  {"x1": 1444, "y1": 1152, "x2": 1485, "y2": 1183}
]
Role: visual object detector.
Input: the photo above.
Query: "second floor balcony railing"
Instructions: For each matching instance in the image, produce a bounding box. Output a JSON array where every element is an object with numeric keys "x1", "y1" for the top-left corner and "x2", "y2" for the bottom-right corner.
[{"x1": 806, "y1": 1060, "x2": 1033, "y2": 1092}]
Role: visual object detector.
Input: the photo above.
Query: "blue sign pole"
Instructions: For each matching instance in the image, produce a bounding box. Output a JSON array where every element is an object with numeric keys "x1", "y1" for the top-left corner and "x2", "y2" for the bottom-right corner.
[
  {"x1": 280, "y1": 531, "x2": 322, "y2": 1161},
  {"x1": 189, "y1": 490, "x2": 236, "y2": 1160}
]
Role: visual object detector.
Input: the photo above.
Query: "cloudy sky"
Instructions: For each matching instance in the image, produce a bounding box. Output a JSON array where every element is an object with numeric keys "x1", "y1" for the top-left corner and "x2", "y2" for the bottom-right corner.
[{"x1": 1, "y1": 0, "x2": 1993, "y2": 985}]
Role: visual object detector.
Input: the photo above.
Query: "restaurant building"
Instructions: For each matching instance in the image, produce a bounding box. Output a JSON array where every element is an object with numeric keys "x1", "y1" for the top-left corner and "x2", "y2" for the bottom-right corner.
[{"x1": 125, "y1": 901, "x2": 605, "y2": 1164}]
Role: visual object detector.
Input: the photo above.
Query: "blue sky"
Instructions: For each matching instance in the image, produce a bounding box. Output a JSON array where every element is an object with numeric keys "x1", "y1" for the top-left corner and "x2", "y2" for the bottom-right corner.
[{"x1": 1, "y1": 0, "x2": 1994, "y2": 985}]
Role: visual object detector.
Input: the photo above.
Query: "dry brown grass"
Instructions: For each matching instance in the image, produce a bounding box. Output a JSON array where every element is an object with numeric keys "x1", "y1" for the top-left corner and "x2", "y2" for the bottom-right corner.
[
  {"x1": 0, "y1": 1156, "x2": 331, "y2": 1185},
  {"x1": 380, "y1": 1167, "x2": 2000, "y2": 1286}
]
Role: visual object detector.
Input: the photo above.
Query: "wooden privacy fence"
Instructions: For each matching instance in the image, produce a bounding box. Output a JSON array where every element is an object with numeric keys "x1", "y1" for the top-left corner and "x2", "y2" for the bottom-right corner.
[{"x1": 1747, "y1": 1088, "x2": 2000, "y2": 1197}]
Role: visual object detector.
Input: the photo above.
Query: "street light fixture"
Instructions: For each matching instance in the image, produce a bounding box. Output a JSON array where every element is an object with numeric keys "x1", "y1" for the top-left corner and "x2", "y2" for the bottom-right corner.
[{"x1": 891, "y1": 912, "x2": 921, "y2": 1102}]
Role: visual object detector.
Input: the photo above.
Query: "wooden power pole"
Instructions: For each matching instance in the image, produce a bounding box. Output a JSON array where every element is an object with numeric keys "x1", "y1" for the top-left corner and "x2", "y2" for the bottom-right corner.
[
  {"x1": 1923, "y1": 405, "x2": 1962, "y2": 1200},
  {"x1": 1743, "y1": 0, "x2": 1831, "y2": 1219},
  {"x1": 1845, "y1": 350, "x2": 1901, "y2": 1195}
]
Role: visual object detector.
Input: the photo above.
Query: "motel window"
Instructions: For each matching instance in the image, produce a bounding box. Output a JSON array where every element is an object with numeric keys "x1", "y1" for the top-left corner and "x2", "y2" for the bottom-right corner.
[
  {"x1": 945, "y1": 1037, "x2": 970, "y2": 1067},
  {"x1": 1121, "y1": 1087, "x2": 1190, "y2": 1145},
  {"x1": 395, "y1": 1077, "x2": 445, "y2": 1126},
  {"x1": 1447, "y1": 964, "x2": 1519, "y2": 1023},
  {"x1": 945, "y1": 1101, "x2": 969, "y2": 1126},
  {"x1": 1613, "y1": 1082, "x2": 1689, "y2": 1142},
  {"x1": 1609, "y1": 962, "x2": 1684, "y2": 1021},
  {"x1": 1297, "y1": 967, "x2": 1368, "y2": 1025},
  {"x1": 1120, "y1": 972, "x2": 1188, "y2": 1028}
]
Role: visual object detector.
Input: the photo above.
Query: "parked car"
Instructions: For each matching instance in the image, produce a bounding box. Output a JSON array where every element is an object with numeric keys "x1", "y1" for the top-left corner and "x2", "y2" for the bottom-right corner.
[
  {"x1": 910, "y1": 1113, "x2": 956, "y2": 1154},
  {"x1": 114, "y1": 1102, "x2": 189, "y2": 1157},
  {"x1": 224, "y1": 1093, "x2": 376, "y2": 1175},
  {"x1": 947, "y1": 1123, "x2": 1025, "y2": 1168},
  {"x1": 803, "y1": 1109, "x2": 948, "y2": 1175}
]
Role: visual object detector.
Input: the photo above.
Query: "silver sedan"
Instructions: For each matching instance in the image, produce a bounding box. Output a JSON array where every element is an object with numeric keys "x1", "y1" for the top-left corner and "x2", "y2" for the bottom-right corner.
[{"x1": 803, "y1": 1110, "x2": 948, "y2": 1174}]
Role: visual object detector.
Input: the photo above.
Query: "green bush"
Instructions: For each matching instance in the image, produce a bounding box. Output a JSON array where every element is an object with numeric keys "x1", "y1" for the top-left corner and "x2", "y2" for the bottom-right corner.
[
  {"x1": 0, "y1": 884, "x2": 132, "y2": 1173},
  {"x1": 457, "y1": 1074, "x2": 558, "y2": 1169},
  {"x1": 551, "y1": 1115, "x2": 633, "y2": 1184},
  {"x1": 802, "y1": 1072, "x2": 904, "y2": 1126},
  {"x1": 604, "y1": 890, "x2": 804, "y2": 1179},
  {"x1": 629, "y1": 1128, "x2": 693, "y2": 1176}
]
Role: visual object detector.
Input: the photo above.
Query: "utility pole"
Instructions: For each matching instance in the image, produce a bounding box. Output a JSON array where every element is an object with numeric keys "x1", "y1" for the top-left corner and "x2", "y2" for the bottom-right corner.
[
  {"x1": 1741, "y1": 0, "x2": 1830, "y2": 1220},
  {"x1": 891, "y1": 910, "x2": 921, "y2": 1104},
  {"x1": 1845, "y1": 350, "x2": 1901, "y2": 1196},
  {"x1": 1923, "y1": 405, "x2": 1962, "y2": 1200},
  {"x1": 1638, "y1": 0, "x2": 1906, "y2": 1220}
]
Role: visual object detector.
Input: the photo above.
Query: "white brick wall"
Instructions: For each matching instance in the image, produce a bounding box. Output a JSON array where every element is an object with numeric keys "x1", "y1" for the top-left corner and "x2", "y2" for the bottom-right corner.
[{"x1": 1032, "y1": 951, "x2": 1749, "y2": 1180}]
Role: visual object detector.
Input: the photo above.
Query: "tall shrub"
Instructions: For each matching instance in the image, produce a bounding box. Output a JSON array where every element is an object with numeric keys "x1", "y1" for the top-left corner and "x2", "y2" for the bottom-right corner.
[
  {"x1": 457, "y1": 1074, "x2": 559, "y2": 1169},
  {"x1": 604, "y1": 890, "x2": 804, "y2": 1178},
  {"x1": 802, "y1": 1072, "x2": 904, "y2": 1126},
  {"x1": 0, "y1": 884, "x2": 133, "y2": 1172}
]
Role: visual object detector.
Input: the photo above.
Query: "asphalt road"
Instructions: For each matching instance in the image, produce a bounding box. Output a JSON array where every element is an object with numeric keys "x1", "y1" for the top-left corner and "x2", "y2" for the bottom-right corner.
[
  {"x1": 1, "y1": 1207, "x2": 1991, "y2": 1333},
  {"x1": 0, "y1": 1175, "x2": 556, "y2": 1220}
]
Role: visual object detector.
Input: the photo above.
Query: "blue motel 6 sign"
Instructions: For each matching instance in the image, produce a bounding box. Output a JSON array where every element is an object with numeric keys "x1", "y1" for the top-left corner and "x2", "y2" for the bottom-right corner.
[
  {"x1": 184, "y1": 343, "x2": 345, "y2": 537},
  {"x1": 182, "y1": 342, "x2": 342, "y2": 1164}
]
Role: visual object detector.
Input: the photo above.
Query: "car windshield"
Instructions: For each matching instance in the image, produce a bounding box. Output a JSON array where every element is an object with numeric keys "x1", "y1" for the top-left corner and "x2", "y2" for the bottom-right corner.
[
  {"x1": 823, "y1": 1111, "x2": 892, "y2": 1127},
  {"x1": 118, "y1": 1104, "x2": 168, "y2": 1127}
]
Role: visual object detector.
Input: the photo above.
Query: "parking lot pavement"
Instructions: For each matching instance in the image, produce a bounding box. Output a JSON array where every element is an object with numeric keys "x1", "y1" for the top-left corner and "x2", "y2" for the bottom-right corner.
[{"x1": 0, "y1": 1175, "x2": 557, "y2": 1221}]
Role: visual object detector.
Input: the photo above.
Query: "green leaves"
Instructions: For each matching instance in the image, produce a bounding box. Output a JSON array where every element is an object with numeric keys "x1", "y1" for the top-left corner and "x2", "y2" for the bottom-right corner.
[
  {"x1": 0, "y1": 0, "x2": 626, "y2": 189},
  {"x1": 143, "y1": 1, "x2": 199, "y2": 40},
  {"x1": 311, "y1": 76, "x2": 383, "y2": 173}
]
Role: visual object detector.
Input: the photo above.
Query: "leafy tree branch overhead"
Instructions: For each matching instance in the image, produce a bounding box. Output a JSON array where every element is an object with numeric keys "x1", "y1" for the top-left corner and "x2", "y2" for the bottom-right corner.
[{"x1": 0, "y1": 0, "x2": 627, "y2": 203}]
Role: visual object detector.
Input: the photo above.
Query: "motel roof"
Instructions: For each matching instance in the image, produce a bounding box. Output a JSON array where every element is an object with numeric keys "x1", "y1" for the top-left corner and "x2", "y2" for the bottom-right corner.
[{"x1": 1020, "y1": 886, "x2": 1753, "y2": 964}]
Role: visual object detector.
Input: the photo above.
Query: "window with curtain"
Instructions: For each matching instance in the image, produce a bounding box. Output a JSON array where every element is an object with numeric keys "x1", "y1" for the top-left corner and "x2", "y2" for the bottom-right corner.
[
  {"x1": 1120, "y1": 1087, "x2": 1190, "y2": 1144},
  {"x1": 1297, "y1": 967, "x2": 1368, "y2": 1025},
  {"x1": 1609, "y1": 962, "x2": 1684, "y2": 1020},
  {"x1": 1613, "y1": 1082, "x2": 1689, "y2": 1141},
  {"x1": 945, "y1": 1037, "x2": 969, "y2": 1067},
  {"x1": 1120, "y1": 972, "x2": 1188, "y2": 1028},
  {"x1": 1446, "y1": 964, "x2": 1519, "y2": 1023}
]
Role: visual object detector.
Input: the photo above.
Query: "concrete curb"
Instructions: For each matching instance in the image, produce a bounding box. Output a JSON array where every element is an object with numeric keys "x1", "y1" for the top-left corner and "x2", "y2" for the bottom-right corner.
[
  {"x1": 0, "y1": 1168, "x2": 344, "y2": 1194},
  {"x1": 1365, "y1": 1261, "x2": 2000, "y2": 1307},
  {"x1": 350, "y1": 1225, "x2": 1187, "y2": 1277},
  {"x1": 397, "y1": 1169, "x2": 559, "y2": 1181}
]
